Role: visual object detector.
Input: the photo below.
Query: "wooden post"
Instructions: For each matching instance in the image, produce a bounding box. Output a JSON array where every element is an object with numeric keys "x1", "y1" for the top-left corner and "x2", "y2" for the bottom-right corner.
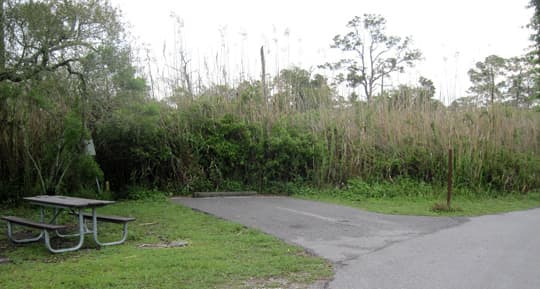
[{"x1": 447, "y1": 148, "x2": 453, "y2": 208}]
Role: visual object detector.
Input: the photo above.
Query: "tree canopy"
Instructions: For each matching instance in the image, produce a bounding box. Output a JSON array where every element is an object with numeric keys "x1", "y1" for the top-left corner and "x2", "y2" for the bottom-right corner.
[
  {"x1": 528, "y1": 0, "x2": 540, "y2": 99},
  {"x1": 0, "y1": 0, "x2": 144, "y2": 198},
  {"x1": 324, "y1": 14, "x2": 422, "y2": 102},
  {"x1": 273, "y1": 67, "x2": 334, "y2": 111},
  {"x1": 466, "y1": 55, "x2": 534, "y2": 107},
  {"x1": 0, "y1": 0, "x2": 122, "y2": 83}
]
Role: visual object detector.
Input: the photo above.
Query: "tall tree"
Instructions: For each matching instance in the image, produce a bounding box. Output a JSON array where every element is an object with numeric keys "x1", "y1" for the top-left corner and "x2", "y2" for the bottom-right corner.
[
  {"x1": 324, "y1": 14, "x2": 422, "y2": 102},
  {"x1": 467, "y1": 55, "x2": 535, "y2": 107},
  {"x1": 0, "y1": 0, "x2": 122, "y2": 83},
  {"x1": 528, "y1": 0, "x2": 540, "y2": 99},
  {"x1": 0, "y1": 0, "x2": 136, "y2": 199},
  {"x1": 467, "y1": 55, "x2": 507, "y2": 106},
  {"x1": 273, "y1": 67, "x2": 333, "y2": 112},
  {"x1": 387, "y1": 76, "x2": 439, "y2": 109},
  {"x1": 506, "y1": 56, "x2": 534, "y2": 107},
  {"x1": 0, "y1": 0, "x2": 5, "y2": 72}
]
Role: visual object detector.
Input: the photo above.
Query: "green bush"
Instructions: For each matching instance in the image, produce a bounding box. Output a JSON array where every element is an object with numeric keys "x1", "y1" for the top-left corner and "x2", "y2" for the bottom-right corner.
[
  {"x1": 55, "y1": 96, "x2": 540, "y2": 200},
  {"x1": 96, "y1": 102, "x2": 174, "y2": 191},
  {"x1": 117, "y1": 186, "x2": 169, "y2": 201},
  {"x1": 344, "y1": 178, "x2": 435, "y2": 199},
  {"x1": 262, "y1": 122, "x2": 321, "y2": 186}
]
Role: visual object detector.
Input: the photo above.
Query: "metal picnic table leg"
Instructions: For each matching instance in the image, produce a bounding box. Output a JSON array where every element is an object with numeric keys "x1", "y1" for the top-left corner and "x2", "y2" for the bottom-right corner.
[
  {"x1": 6, "y1": 223, "x2": 43, "y2": 243},
  {"x1": 91, "y1": 208, "x2": 130, "y2": 246},
  {"x1": 5, "y1": 207, "x2": 45, "y2": 243},
  {"x1": 44, "y1": 208, "x2": 85, "y2": 254},
  {"x1": 52, "y1": 208, "x2": 72, "y2": 237},
  {"x1": 53, "y1": 208, "x2": 90, "y2": 238}
]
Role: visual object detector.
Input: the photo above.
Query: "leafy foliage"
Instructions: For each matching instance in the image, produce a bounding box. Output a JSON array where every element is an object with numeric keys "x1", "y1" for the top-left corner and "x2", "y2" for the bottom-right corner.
[
  {"x1": 324, "y1": 14, "x2": 422, "y2": 101},
  {"x1": 0, "y1": 0, "x2": 122, "y2": 82},
  {"x1": 87, "y1": 94, "x2": 540, "y2": 199},
  {"x1": 527, "y1": 0, "x2": 540, "y2": 99},
  {"x1": 466, "y1": 55, "x2": 535, "y2": 107},
  {"x1": 95, "y1": 103, "x2": 324, "y2": 195},
  {"x1": 273, "y1": 67, "x2": 334, "y2": 111},
  {"x1": 0, "y1": 6, "x2": 538, "y2": 204},
  {"x1": 0, "y1": 0, "x2": 139, "y2": 202}
]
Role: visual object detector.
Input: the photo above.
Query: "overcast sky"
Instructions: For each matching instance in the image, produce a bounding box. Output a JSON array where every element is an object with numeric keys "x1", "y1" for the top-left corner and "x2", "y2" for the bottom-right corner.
[{"x1": 110, "y1": 0, "x2": 533, "y2": 103}]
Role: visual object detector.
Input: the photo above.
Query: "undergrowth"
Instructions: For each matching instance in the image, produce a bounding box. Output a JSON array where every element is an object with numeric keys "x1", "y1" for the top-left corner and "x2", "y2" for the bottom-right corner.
[{"x1": 292, "y1": 178, "x2": 540, "y2": 216}]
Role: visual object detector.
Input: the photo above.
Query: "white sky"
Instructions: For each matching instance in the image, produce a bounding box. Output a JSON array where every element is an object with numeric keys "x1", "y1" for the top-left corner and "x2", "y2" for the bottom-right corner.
[{"x1": 111, "y1": 0, "x2": 533, "y2": 103}]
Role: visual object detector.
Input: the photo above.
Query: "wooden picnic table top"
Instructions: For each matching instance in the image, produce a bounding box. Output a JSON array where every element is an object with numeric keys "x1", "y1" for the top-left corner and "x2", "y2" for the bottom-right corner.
[{"x1": 24, "y1": 195, "x2": 114, "y2": 208}]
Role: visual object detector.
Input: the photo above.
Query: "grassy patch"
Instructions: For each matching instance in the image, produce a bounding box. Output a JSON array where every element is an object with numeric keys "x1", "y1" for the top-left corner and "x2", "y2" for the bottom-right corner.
[
  {"x1": 293, "y1": 180, "x2": 540, "y2": 216},
  {"x1": 296, "y1": 192, "x2": 540, "y2": 216},
  {"x1": 0, "y1": 198, "x2": 331, "y2": 289}
]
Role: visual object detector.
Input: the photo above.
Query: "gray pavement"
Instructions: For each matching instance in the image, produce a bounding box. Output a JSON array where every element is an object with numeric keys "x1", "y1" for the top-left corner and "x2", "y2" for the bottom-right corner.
[{"x1": 171, "y1": 196, "x2": 540, "y2": 289}]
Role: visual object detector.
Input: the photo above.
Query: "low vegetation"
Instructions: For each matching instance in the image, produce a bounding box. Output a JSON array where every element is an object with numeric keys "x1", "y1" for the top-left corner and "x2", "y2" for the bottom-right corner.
[{"x1": 293, "y1": 179, "x2": 540, "y2": 216}]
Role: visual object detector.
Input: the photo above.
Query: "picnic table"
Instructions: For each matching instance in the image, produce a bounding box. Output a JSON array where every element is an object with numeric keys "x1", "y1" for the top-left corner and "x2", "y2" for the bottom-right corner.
[{"x1": 1, "y1": 195, "x2": 135, "y2": 253}]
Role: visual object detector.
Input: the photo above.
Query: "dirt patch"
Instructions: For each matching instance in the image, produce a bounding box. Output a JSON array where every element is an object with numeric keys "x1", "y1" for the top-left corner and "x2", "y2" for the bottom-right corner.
[
  {"x1": 0, "y1": 256, "x2": 10, "y2": 264},
  {"x1": 236, "y1": 276, "x2": 329, "y2": 289},
  {"x1": 138, "y1": 240, "x2": 188, "y2": 249}
]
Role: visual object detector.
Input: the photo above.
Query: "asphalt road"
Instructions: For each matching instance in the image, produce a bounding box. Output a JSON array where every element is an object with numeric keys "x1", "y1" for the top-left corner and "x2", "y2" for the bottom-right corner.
[{"x1": 172, "y1": 196, "x2": 540, "y2": 289}]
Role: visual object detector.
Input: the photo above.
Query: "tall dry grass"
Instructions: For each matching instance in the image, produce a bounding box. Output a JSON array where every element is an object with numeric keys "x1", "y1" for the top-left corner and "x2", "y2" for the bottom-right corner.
[{"x1": 166, "y1": 90, "x2": 539, "y2": 193}]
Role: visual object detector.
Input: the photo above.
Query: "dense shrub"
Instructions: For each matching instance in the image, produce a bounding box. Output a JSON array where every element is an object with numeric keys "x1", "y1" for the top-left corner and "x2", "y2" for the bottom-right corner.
[
  {"x1": 2, "y1": 89, "x2": 538, "y2": 202},
  {"x1": 90, "y1": 98, "x2": 539, "y2": 197}
]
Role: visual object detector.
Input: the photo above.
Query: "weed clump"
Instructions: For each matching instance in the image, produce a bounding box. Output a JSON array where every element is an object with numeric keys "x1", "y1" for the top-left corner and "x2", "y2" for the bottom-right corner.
[{"x1": 431, "y1": 203, "x2": 463, "y2": 213}]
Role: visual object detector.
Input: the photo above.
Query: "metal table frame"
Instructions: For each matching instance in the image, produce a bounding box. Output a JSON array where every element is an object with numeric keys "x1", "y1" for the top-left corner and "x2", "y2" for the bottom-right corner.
[{"x1": 7, "y1": 195, "x2": 115, "y2": 253}]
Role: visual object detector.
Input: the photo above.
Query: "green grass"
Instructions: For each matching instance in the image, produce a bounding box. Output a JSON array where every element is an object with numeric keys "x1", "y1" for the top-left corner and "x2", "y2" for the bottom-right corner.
[
  {"x1": 0, "y1": 197, "x2": 331, "y2": 289},
  {"x1": 293, "y1": 180, "x2": 540, "y2": 216},
  {"x1": 297, "y1": 193, "x2": 540, "y2": 216}
]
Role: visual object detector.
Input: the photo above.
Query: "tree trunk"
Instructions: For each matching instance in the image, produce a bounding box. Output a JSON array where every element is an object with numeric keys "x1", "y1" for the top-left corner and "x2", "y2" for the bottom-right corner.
[
  {"x1": 490, "y1": 68, "x2": 495, "y2": 105},
  {"x1": 0, "y1": 0, "x2": 5, "y2": 72},
  {"x1": 181, "y1": 53, "x2": 193, "y2": 99},
  {"x1": 260, "y1": 46, "x2": 267, "y2": 102},
  {"x1": 363, "y1": 81, "x2": 371, "y2": 103},
  {"x1": 380, "y1": 73, "x2": 384, "y2": 98}
]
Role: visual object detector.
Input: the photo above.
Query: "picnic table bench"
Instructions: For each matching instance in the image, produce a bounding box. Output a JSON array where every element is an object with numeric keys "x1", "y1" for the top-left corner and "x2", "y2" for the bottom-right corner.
[
  {"x1": 1, "y1": 216, "x2": 67, "y2": 231},
  {"x1": 1, "y1": 195, "x2": 136, "y2": 253},
  {"x1": 76, "y1": 212, "x2": 136, "y2": 224}
]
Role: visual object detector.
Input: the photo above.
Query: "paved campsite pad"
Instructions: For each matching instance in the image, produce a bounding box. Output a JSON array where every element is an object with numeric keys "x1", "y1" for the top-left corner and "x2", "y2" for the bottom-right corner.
[
  {"x1": 173, "y1": 196, "x2": 540, "y2": 289},
  {"x1": 173, "y1": 196, "x2": 464, "y2": 262},
  {"x1": 171, "y1": 196, "x2": 462, "y2": 287}
]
